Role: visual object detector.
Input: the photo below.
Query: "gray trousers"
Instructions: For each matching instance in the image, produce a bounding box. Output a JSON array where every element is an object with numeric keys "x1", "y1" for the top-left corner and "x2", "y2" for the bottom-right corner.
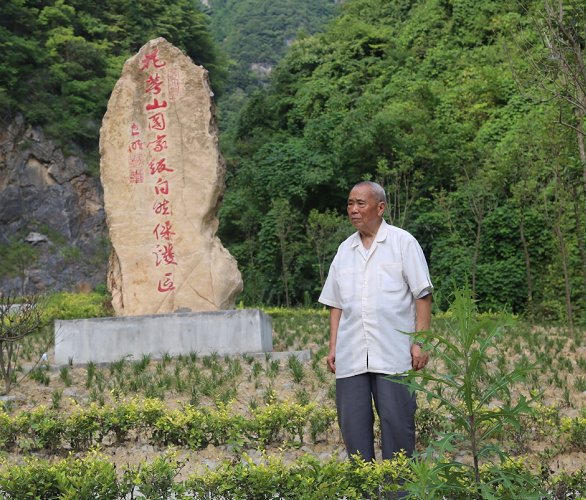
[{"x1": 336, "y1": 372, "x2": 416, "y2": 462}]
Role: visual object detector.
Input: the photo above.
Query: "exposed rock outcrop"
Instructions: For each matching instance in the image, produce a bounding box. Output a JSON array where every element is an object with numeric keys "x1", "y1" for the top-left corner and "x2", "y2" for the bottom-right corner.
[{"x1": 0, "y1": 114, "x2": 108, "y2": 294}]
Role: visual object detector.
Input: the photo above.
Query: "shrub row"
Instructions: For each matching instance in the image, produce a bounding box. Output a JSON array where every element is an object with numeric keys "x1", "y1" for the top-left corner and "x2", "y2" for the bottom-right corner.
[
  {"x1": 0, "y1": 398, "x2": 337, "y2": 453},
  {"x1": 2, "y1": 449, "x2": 585, "y2": 500},
  {"x1": 3, "y1": 396, "x2": 586, "y2": 455}
]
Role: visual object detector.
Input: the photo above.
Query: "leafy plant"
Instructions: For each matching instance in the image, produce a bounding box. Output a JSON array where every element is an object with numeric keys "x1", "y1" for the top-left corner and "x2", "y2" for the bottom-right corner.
[
  {"x1": 288, "y1": 354, "x2": 305, "y2": 383},
  {"x1": 0, "y1": 293, "x2": 49, "y2": 393},
  {"x1": 51, "y1": 389, "x2": 63, "y2": 409},
  {"x1": 252, "y1": 361, "x2": 263, "y2": 378},
  {"x1": 85, "y1": 361, "x2": 96, "y2": 389},
  {"x1": 29, "y1": 366, "x2": 51, "y2": 386},
  {"x1": 133, "y1": 450, "x2": 185, "y2": 500},
  {"x1": 561, "y1": 409, "x2": 586, "y2": 452},
  {"x1": 401, "y1": 285, "x2": 543, "y2": 497},
  {"x1": 59, "y1": 366, "x2": 72, "y2": 387}
]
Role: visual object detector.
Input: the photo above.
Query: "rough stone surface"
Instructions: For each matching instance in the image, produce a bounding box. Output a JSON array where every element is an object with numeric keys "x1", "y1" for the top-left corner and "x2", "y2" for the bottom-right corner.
[
  {"x1": 54, "y1": 308, "x2": 272, "y2": 365},
  {"x1": 101, "y1": 38, "x2": 242, "y2": 316},
  {"x1": 0, "y1": 115, "x2": 108, "y2": 294}
]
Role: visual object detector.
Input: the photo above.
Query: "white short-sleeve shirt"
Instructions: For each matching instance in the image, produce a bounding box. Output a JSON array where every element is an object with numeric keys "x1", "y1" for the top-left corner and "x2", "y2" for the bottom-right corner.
[{"x1": 318, "y1": 220, "x2": 433, "y2": 379}]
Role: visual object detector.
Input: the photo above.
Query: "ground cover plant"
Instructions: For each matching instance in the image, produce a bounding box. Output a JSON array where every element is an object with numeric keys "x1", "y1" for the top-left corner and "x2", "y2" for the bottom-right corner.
[{"x1": 0, "y1": 293, "x2": 586, "y2": 498}]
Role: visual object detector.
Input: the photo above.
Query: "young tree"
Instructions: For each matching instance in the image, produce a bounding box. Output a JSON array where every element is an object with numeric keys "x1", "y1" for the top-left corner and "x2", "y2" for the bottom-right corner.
[
  {"x1": 237, "y1": 209, "x2": 264, "y2": 306},
  {"x1": 510, "y1": 149, "x2": 540, "y2": 325},
  {"x1": 436, "y1": 165, "x2": 497, "y2": 297},
  {"x1": 510, "y1": 0, "x2": 586, "y2": 293},
  {"x1": 272, "y1": 199, "x2": 299, "y2": 307},
  {"x1": 0, "y1": 292, "x2": 48, "y2": 394},
  {"x1": 537, "y1": 150, "x2": 575, "y2": 337},
  {"x1": 306, "y1": 209, "x2": 349, "y2": 288},
  {"x1": 0, "y1": 237, "x2": 39, "y2": 295},
  {"x1": 460, "y1": 166, "x2": 498, "y2": 297},
  {"x1": 511, "y1": 0, "x2": 586, "y2": 170},
  {"x1": 374, "y1": 155, "x2": 423, "y2": 229}
]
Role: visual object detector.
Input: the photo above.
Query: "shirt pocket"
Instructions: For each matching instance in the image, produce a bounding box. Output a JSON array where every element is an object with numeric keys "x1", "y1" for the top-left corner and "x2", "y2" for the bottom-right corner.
[
  {"x1": 377, "y1": 263, "x2": 404, "y2": 292},
  {"x1": 337, "y1": 267, "x2": 356, "y2": 301}
]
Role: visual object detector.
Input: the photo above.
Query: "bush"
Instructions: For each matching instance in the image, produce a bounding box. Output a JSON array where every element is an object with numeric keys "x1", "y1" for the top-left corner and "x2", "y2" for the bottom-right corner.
[
  {"x1": 0, "y1": 399, "x2": 339, "y2": 453},
  {"x1": 45, "y1": 292, "x2": 112, "y2": 321},
  {"x1": 561, "y1": 408, "x2": 586, "y2": 452}
]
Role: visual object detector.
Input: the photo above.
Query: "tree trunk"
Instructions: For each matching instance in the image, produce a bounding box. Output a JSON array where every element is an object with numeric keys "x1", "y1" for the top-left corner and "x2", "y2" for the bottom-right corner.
[
  {"x1": 571, "y1": 185, "x2": 586, "y2": 292},
  {"x1": 281, "y1": 249, "x2": 290, "y2": 308},
  {"x1": 318, "y1": 258, "x2": 325, "y2": 288},
  {"x1": 519, "y1": 215, "x2": 534, "y2": 325},
  {"x1": 556, "y1": 226, "x2": 574, "y2": 338},
  {"x1": 0, "y1": 342, "x2": 12, "y2": 394},
  {"x1": 472, "y1": 217, "x2": 482, "y2": 297},
  {"x1": 577, "y1": 95, "x2": 586, "y2": 189}
]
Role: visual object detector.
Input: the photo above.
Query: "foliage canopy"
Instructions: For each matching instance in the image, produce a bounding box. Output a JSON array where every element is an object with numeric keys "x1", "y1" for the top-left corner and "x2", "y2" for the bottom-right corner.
[{"x1": 0, "y1": 0, "x2": 223, "y2": 151}]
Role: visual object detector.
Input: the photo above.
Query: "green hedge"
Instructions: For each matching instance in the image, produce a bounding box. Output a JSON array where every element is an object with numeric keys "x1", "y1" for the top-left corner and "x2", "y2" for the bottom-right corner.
[
  {"x1": 4, "y1": 449, "x2": 582, "y2": 500},
  {"x1": 0, "y1": 398, "x2": 337, "y2": 453}
]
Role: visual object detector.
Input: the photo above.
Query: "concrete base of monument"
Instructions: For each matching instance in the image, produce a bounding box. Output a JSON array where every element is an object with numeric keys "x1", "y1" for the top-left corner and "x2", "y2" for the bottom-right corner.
[{"x1": 54, "y1": 308, "x2": 273, "y2": 366}]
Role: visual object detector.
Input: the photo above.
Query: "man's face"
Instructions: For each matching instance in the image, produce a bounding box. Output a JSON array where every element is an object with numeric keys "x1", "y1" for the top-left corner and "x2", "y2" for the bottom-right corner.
[{"x1": 347, "y1": 185, "x2": 385, "y2": 231}]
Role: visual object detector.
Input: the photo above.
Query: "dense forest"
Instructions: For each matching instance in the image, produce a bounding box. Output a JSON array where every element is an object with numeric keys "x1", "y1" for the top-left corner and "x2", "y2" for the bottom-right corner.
[
  {"x1": 0, "y1": 0, "x2": 223, "y2": 169},
  {"x1": 217, "y1": 0, "x2": 586, "y2": 329},
  {"x1": 1, "y1": 0, "x2": 585, "y2": 329},
  {"x1": 203, "y1": 0, "x2": 339, "y2": 137}
]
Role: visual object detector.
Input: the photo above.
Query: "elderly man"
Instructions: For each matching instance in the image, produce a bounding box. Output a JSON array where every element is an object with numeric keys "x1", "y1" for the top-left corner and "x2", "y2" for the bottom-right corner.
[{"x1": 318, "y1": 181, "x2": 432, "y2": 462}]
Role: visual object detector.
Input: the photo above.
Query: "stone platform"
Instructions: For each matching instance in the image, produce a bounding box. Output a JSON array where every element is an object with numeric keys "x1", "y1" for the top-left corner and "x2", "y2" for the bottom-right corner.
[{"x1": 54, "y1": 309, "x2": 272, "y2": 365}]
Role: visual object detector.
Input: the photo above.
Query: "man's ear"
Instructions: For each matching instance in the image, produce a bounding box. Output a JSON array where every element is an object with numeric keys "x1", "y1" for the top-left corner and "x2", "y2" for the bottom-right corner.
[{"x1": 378, "y1": 202, "x2": 386, "y2": 216}]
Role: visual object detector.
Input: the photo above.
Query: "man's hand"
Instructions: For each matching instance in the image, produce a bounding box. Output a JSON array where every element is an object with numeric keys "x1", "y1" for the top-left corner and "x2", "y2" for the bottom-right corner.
[
  {"x1": 327, "y1": 347, "x2": 336, "y2": 373},
  {"x1": 413, "y1": 294, "x2": 431, "y2": 371},
  {"x1": 327, "y1": 307, "x2": 342, "y2": 374},
  {"x1": 411, "y1": 344, "x2": 429, "y2": 371}
]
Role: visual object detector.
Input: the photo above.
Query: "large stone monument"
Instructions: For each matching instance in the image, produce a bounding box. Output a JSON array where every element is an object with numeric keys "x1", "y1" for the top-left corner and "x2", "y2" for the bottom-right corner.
[{"x1": 101, "y1": 38, "x2": 242, "y2": 316}]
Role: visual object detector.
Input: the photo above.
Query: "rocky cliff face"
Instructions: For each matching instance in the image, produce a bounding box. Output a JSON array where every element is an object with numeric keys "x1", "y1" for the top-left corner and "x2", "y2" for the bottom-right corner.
[{"x1": 0, "y1": 114, "x2": 108, "y2": 294}]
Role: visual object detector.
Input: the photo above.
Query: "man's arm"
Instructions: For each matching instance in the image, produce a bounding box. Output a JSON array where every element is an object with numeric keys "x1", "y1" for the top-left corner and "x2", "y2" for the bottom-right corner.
[
  {"x1": 327, "y1": 307, "x2": 342, "y2": 373},
  {"x1": 411, "y1": 294, "x2": 432, "y2": 371}
]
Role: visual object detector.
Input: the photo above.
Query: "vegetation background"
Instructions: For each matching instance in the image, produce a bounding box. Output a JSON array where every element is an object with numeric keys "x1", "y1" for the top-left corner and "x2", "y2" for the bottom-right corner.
[{"x1": 1, "y1": 0, "x2": 585, "y2": 330}]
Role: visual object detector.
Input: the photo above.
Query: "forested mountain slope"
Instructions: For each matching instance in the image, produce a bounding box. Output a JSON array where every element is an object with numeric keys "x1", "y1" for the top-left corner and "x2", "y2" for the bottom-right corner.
[
  {"x1": 0, "y1": 0, "x2": 222, "y2": 159},
  {"x1": 1, "y1": 0, "x2": 584, "y2": 328},
  {"x1": 0, "y1": 0, "x2": 340, "y2": 294},
  {"x1": 0, "y1": 0, "x2": 223, "y2": 293},
  {"x1": 203, "y1": 0, "x2": 339, "y2": 138},
  {"x1": 219, "y1": 0, "x2": 586, "y2": 325}
]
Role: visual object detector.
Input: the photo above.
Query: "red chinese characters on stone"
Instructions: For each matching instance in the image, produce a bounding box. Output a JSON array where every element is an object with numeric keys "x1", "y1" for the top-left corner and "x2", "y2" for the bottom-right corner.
[
  {"x1": 153, "y1": 199, "x2": 170, "y2": 215},
  {"x1": 149, "y1": 158, "x2": 173, "y2": 175},
  {"x1": 147, "y1": 135, "x2": 167, "y2": 153},
  {"x1": 141, "y1": 49, "x2": 166, "y2": 71},
  {"x1": 128, "y1": 154, "x2": 145, "y2": 183},
  {"x1": 129, "y1": 168, "x2": 145, "y2": 184},
  {"x1": 153, "y1": 221, "x2": 175, "y2": 241},
  {"x1": 154, "y1": 178, "x2": 169, "y2": 195},
  {"x1": 146, "y1": 98, "x2": 167, "y2": 111},
  {"x1": 152, "y1": 243, "x2": 178, "y2": 267},
  {"x1": 145, "y1": 74, "x2": 163, "y2": 95},
  {"x1": 148, "y1": 113, "x2": 166, "y2": 131},
  {"x1": 168, "y1": 68, "x2": 180, "y2": 99},
  {"x1": 131, "y1": 123, "x2": 140, "y2": 136},
  {"x1": 128, "y1": 140, "x2": 144, "y2": 152},
  {"x1": 158, "y1": 272, "x2": 176, "y2": 293},
  {"x1": 128, "y1": 154, "x2": 145, "y2": 169}
]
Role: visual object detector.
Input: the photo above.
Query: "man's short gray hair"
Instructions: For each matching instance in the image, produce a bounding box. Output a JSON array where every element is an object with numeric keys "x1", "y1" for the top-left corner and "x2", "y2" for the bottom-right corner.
[{"x1": 352, "y1": 181, "x2": 387, "y2": 204}]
